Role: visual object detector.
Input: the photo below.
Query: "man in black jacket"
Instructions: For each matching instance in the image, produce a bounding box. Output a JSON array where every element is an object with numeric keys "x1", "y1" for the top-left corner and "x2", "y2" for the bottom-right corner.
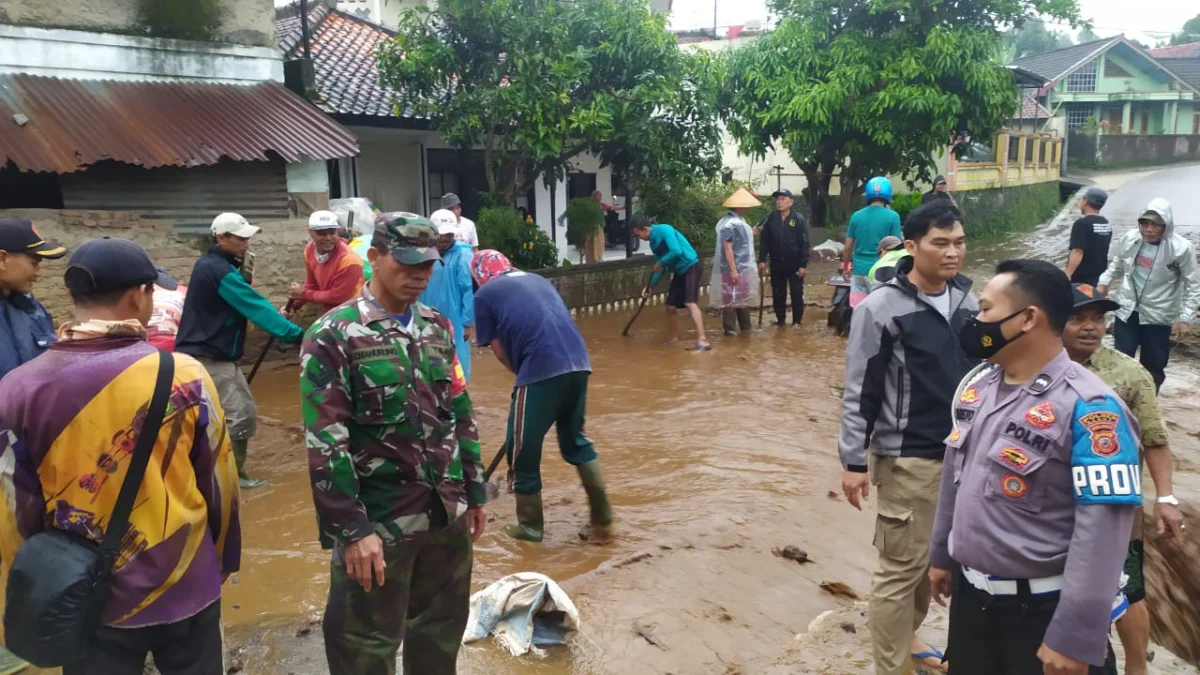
[
  {"x1": 756, "y1": 189, "x2": 810, "y2": 327},
  {"x1": 920, "y1": 175, "x2": 956, "y2": 207}
]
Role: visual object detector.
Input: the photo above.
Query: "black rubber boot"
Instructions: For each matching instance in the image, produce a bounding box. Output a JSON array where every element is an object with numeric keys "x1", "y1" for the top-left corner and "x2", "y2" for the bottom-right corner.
[
  {"x1": 576, "y1": 460, "x2": 613, "y2": 540},
  {"x1": 505, "y1": 492, "x2": 544, "y2": 542}
]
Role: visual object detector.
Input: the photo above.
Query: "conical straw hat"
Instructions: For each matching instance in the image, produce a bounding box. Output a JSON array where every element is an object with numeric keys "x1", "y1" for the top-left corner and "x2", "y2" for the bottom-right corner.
[{"x1": 722, "y1": 187, "x2": 761, "y2": 209}]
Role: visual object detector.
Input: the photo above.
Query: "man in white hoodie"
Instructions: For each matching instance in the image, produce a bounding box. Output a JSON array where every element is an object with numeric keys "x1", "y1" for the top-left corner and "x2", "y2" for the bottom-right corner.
[{"x1": 1098, "y1": 198, "x2": 1200, "y2": 392}]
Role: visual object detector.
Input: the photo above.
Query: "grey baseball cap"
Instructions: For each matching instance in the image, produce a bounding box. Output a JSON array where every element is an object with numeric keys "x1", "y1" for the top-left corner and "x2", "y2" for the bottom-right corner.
[{"x1": 1083, "y1": 187, "x2": 1107, "y2": 209}]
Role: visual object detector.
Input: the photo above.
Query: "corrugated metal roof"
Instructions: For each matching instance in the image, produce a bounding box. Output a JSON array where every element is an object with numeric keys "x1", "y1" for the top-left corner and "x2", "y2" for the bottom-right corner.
[{"x1": 0, "y1": 74, "x2": 359, "y2": 174}]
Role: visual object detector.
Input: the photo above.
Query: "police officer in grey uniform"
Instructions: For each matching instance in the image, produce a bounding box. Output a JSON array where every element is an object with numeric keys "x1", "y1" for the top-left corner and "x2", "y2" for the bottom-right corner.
[{"x1": 929, "y1": 260, "x2": 1140, "y2": 675}]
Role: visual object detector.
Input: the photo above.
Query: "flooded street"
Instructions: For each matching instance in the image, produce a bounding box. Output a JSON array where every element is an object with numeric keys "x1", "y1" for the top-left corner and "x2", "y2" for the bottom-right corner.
[{"x1": 216, "y1": 166, "x2": 1200, "y2": 674}]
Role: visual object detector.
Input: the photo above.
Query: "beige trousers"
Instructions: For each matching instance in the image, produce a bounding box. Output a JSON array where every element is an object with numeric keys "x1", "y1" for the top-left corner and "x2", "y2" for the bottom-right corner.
[{"x1": 868, "y1": 455, "x2": 943, "y2": 675}]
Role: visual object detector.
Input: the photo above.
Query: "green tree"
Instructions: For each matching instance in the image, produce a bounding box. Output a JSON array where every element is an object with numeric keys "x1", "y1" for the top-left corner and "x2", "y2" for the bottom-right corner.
[
  {"x1": 1169, "y1": 14, "x2": 1200, "y2": 45},
  {"x1": 1004, "y1": 21, "x2": 1074, "y2": 61},
  {"x1": 379, "y1": 0, "x2": 716, "y2": 206},
  {"x1": 724, "y1": 0, "x2": 1081, "y2": 229},
  {"x1": 1077, "y1": 26, "x2": 1100, "y2": 43}
]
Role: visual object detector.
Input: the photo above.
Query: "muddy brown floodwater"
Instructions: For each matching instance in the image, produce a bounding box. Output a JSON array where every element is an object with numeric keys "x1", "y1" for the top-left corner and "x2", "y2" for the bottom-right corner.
[{"x1": 213, "y1": 214, "x2": 1200, "y2": 674}]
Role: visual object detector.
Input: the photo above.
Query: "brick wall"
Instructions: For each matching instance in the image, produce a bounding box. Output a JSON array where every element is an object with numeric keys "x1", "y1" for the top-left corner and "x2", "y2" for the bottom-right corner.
[{"x1": 2, "y1": 207, "x2": 318, "y2": 361}]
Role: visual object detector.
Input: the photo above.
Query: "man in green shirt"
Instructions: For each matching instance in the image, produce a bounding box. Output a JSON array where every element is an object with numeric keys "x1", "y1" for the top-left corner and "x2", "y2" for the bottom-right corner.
[
  {"x1": 843, "y1": 177, "x2": 902, "y2": 309},
  {"x1": 1063, "y1": 283, "x2": 1185, "y2": 675}
]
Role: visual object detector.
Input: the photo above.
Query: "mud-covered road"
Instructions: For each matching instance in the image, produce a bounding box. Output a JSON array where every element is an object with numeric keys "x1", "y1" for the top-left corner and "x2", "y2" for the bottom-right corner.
[{"x1": 200, "y1": 165, "x2": 1200, "y2": 674}]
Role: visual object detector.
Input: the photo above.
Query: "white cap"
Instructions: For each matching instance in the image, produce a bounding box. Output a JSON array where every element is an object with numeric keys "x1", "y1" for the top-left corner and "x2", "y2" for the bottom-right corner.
[
  {"x1": 211, "y1": 212, "x2": 260, "y2": 238},
  {"x1": 429, "y1": 209, "x2": 460, "y2": 235},
  {"x1": 309, "y1": 210, "x2": 340, "y2": 230}
]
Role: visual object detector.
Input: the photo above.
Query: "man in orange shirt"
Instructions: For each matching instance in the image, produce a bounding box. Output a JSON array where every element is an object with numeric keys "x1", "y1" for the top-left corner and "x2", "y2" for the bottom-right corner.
[{"x1": 290, "y1": 210, "x2": 365, "y2": 314}]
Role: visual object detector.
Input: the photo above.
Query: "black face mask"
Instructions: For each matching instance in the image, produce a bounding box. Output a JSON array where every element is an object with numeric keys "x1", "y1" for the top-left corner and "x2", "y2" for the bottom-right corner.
[{"x1": 958, "y1": 308, "x2": 1030, "y2": 360}]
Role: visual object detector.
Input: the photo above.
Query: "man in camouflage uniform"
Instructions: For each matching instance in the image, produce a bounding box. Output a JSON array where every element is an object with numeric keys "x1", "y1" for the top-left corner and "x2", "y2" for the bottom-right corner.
[
  {"x1": 1063, "y1": 284, "x2": 1185, "y2": 675},
  {"x1": 300, "y1": 213, "x2": 487, "y2": 675}
]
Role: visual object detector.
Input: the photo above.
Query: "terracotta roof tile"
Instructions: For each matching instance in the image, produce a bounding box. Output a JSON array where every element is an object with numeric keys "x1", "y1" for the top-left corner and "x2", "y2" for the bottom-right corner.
[{"x1": 276, "y1": 4, "x2": 415, "y2": 119}]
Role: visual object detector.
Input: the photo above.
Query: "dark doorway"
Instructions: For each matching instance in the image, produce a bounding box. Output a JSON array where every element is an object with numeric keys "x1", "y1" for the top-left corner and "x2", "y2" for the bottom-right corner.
[{"x1": 568, "y1": 172, "x2": 597, "y2": 200}]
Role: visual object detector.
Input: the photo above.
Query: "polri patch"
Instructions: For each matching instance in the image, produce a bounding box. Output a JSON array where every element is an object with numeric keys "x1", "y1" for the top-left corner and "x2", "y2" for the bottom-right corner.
[
  {"x1": 999, "y1": 446, "x2": 1029, "y2": 470},
  {"x1": 1002, "y1": 421, "x2": 1053, "y2": 452},
  {"x1": 1001, "y1": 474, "x2": 1027, "y2": 498},
  {"x1": 1079, "y1": 411, "x2": 1120, "y2": 457},
  {"x1": 959, "y1": 387, "x2": 980, "y2": 405},
  {"x1": 1025, "y1": 402, "x2": 1056, "y2": 430}
]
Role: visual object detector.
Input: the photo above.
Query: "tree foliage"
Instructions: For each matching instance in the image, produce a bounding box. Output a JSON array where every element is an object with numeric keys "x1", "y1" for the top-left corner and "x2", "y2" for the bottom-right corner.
[
  {"x1": 1003, "y1": 21, "x2": 1074, "y2": 61},
  {"x1": 379, "y1": 0, "x2": 721, "y2": 206},
  {"x1": 724, "y1": 0, "x2": 1082, "y2": 228},
  {"x1": 1169, "y1": 14, "x2": 1200, "y2": 46}
]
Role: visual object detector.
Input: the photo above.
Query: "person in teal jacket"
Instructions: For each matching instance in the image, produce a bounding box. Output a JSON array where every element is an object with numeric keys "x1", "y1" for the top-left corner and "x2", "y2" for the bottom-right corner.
[
  {"x1": 421, "y1": 210, "x2": 475, "y2": 379},
  {"x1": 631, "y1": 217, "x2": 710, "y2": 351}
]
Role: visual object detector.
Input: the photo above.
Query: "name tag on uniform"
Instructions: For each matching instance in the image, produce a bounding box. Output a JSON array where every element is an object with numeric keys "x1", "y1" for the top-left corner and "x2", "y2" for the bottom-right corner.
[{"x1": 351, "y1": 346, "x2": 398, "y2": 363}]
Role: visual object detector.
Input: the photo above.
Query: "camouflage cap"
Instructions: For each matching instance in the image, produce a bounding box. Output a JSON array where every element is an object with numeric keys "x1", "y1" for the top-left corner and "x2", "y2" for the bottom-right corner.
[{"x1": 373, "y1": 212, "x2": 442, "y2": 265}]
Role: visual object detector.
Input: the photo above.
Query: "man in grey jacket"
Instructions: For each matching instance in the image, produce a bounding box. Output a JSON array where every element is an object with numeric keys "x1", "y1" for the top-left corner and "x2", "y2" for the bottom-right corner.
[
  {"x1": 1098, "y1": 198, "x2": 1200, "y2": 391},
  {"x1": 837, "y1": 201, "x2": 978, "y2": 674}
]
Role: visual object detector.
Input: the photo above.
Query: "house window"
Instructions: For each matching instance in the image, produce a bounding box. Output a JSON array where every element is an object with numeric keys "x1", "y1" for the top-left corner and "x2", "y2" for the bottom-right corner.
[
  {"x1": 1066, "y1": 103, "x2": 1093, "y2": 130},
  {"x1": 1067, "y1": 60, "x2": 1098, "y2": 92}
]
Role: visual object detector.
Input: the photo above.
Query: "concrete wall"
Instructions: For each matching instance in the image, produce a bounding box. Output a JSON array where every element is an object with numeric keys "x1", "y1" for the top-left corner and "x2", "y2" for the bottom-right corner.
[
  {"x1": 350, "y1": 127, "x2": 427, "y2": 215},
  {"x1": 1068, "y1": 133, "x2": 1200, "y2": 169},
  {"x1": 2, "y1": 207, "x2": 316, "y2": 359},
  {"x1": 0, "y1": 24, "x2": 284, "y2": 84},
  {"x1": 0, "y1": 0, "x2": 277, "y2": 47}
]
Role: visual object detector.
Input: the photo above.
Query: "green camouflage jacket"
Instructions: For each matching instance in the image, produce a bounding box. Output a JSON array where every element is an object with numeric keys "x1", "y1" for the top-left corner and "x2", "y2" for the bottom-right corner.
[{"x1": 300, "y1": 284, "x2": 485, "y2": 549}]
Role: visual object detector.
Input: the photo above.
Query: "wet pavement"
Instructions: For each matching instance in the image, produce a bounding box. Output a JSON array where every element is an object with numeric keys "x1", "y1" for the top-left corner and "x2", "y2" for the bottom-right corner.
[{"x1": 209, "y1": 164, "x2": 1200, "y2": 674}]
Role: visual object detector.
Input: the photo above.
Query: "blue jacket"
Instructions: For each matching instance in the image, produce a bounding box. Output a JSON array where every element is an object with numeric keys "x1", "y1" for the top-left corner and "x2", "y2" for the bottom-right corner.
[
  {"x1": 419, "y1": 241, "x2": 475, "y2": 379},
  {"x1": 0, "y1": 291, "x2": 55, "y2": 381},
  {"x1": 176, "y1": 246, "x2": 303, "y2": 362},
  {"x1": 648, "y1": 224, "x2": 699, "y2": 286}
]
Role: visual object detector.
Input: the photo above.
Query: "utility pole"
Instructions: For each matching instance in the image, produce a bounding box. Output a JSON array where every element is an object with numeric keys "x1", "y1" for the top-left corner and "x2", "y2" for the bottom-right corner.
[
  {"x1": 299, "y1": 0, "x2": 312, "y2": 59},
  {"x1": 713, "y1": 0, "x2": 718, "y2": 40},
  {"x1": 773, "y1": 165, "x2": 784, "y2": 192}
]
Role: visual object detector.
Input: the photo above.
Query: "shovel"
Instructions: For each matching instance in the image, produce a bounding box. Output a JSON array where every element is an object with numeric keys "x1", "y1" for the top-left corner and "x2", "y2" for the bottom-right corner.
[{"x1": 483, "y1": 441, "x2": 509, "y2": 501}]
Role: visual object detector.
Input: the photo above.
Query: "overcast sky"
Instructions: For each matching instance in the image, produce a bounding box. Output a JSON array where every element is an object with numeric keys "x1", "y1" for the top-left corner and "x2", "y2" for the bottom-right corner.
[{"x1": 669, "y1": 0, "x2": 1199, "y2": 44}]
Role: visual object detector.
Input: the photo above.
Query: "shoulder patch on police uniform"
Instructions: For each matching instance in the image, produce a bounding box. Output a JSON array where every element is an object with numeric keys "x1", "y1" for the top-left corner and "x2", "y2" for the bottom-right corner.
[
  {"x1": 959, "y1": 386, "x2": 981, "y2": 405},
  {"x1": 1070, "y1": 395, "x2": 1141, "y2": 505},
  {"x1": 1001, "y1": 474, "x2": 1027, "y2": 498}
]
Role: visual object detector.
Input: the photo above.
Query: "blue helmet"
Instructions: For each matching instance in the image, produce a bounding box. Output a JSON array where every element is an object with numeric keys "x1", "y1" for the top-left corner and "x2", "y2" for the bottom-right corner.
[{"x1": 865, "y1": 176, "x2": 893, "y2": 204}]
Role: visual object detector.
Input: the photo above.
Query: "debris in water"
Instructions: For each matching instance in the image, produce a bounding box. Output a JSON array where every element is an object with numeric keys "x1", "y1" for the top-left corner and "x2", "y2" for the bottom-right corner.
[
  {"x1": 295, "y1": 626, "x2": 312, "y2": 637},
  {"x1": 610, "y1": 551, "x2": 653, "y2": 568},
  {"x1": 633, "y1": 621, "x2": 666, "y2": 649},
  {"x1": 840, "y1": 622, "x2": 857, "y2": 634},
  {"x1": 232, "y1": 604, "x2": 241, "y2": 610},
  {"x1": 772, "y1": 545, "x2": 810, "y2": 564},
  {"x1": 230, "y1": 575, "x2": 240, "y2": 585},
  {"x1": 819, "y1": 581, "x2": 861, "y2": 600},
  {"x1": 827, "y1": 490, "x2": 840, "y2": 500},
  {"x1": 258, "y1": 415, "x2": 284, "y2": 427},
  {"x1": 718, "y1": 613, "x2": 733, "y2": 622},
  {"x1": 227, "y1": 657, "x2": 244, "y2": 673},
  {"x1": 829, "y1": 386, "x2": 844, "y2": 399}
]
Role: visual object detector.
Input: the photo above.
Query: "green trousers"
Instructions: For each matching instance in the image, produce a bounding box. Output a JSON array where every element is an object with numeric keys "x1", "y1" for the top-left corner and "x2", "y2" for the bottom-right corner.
[
  {"x1": 322, "y1": 517, "x2": 472, "y2": 675},
  {"x1": 506, "y1": 371, "x2": 598, "y2": 495}
]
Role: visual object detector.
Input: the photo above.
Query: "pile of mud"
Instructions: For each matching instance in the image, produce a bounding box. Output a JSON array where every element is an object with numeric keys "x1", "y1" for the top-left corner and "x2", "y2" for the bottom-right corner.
[{"x1": 1146, "y1": 504, "x2": 1200, "y2": 667}]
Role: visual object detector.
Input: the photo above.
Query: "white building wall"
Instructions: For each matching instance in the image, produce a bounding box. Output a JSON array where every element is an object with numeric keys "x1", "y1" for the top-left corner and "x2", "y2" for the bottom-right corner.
[
  {"x1": 0, "y1": 25, "x2": 283, "y2": 84},
  {"x1": 349, "y1": 126, "x2": 430, "y2": 214}
]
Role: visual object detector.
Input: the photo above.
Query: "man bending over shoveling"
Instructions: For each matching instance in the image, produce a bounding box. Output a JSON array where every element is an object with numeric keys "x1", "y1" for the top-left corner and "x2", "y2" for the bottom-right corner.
[{"x1": 471, "y1": 250, "x2": 614, "y2": 542}]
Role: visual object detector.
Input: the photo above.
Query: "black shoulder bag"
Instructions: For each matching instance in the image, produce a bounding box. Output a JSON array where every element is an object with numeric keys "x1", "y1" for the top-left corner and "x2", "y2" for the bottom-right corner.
[{"x1": 4, "y1": 350, "x2": 174, "y2": 667}]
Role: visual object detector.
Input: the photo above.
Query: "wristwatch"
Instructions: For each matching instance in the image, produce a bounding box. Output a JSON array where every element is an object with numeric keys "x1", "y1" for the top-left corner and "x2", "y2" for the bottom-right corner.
[{"x1": 1156, "y1": 495, "x2": 1180, "y2": 506}]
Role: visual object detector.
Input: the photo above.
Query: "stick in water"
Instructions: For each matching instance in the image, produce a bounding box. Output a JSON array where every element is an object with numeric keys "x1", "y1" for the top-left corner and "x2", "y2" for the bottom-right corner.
[{"x1": 247, "y1": 299, "x2": 297, "y2": 385}]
